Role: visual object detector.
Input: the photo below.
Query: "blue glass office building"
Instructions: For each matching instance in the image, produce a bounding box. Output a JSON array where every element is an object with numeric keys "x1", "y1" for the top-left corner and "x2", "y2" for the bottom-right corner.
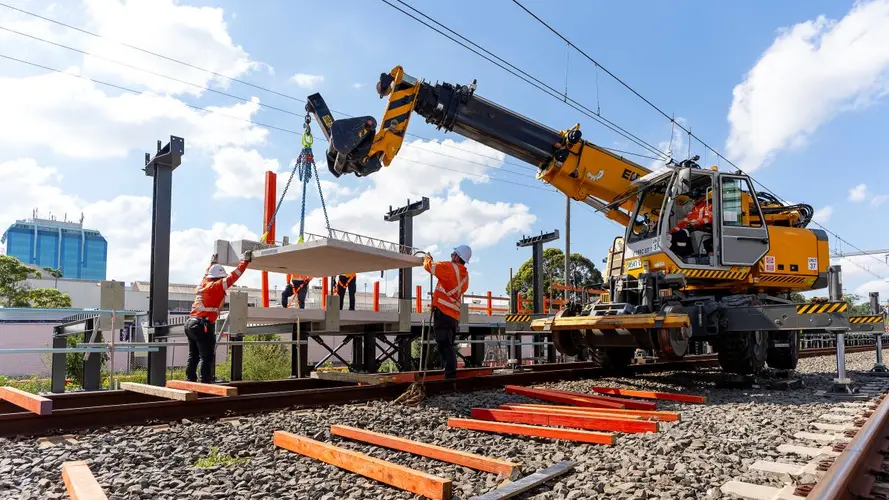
[{"x1": 1, "y1": 216, "x2": 107, "y2": 280}]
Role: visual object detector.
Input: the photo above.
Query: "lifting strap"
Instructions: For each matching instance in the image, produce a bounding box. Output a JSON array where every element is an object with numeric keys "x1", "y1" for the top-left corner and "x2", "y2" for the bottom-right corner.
[{"x1": 260, "y1": 113, "x2": 332, "y2": 244}]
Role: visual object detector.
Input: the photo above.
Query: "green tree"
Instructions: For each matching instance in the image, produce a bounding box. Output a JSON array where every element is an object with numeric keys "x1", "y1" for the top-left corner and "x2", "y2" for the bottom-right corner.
[
  {"x1": 506, "y1": 248, "x2": 603, "y2": 302},
  {"x1": 789, "y1": 293, "x2": 807, "y2": 303},
  {"x1": 0, "y1": 255, "x2": 39, "y2": 306},
  {"x1": 28, "y1": 288, "x2": 72, "y2": 308},
  {"x1": 843, "y1": 293, "x2": 873, "y2": 315}
]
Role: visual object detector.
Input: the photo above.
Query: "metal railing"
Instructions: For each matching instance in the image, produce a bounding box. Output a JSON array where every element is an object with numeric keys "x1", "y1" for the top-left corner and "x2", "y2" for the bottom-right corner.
[{"x1": 301, "y1": 229, "x2": 420, "y2": 255}]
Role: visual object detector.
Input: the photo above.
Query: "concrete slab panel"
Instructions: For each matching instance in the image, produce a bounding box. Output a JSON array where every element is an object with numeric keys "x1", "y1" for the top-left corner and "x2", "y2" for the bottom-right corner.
[{"x1": 221, "y1": 238, "x2": 424, "y2": 276}]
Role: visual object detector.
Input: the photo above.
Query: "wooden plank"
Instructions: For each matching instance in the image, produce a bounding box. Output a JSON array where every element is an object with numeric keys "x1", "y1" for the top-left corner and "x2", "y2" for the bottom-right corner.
[
  {"x1": 0, "y1": 386, "x2": 52, "y2": 415},
  {"x1": 330, "y1": 425, "x2": 521, "y2": 478},
  {"x1": 591, "y1": 386, "x2": 707, "y2": 404},
  {"x1": 500, "y1": 404, "x2": 680, "y2": 422},
  {"x1": 165, "y1": 380, "x2": 237, "y2": 397},
  {"x1": 120, "y1": 382, "x2": 197, "y2": 401},
  {"x1": 448, "y1": 418, "x2": 614, "y2": 445},
  {"x1": 504, "y1": 385, "x2": 625, "y2": 409},
  {"x1": 62, "y1": 461, "x2": 108, "y2": 500},
  {"x1": 499, "y1": 405, "x2": 646, "y2": 420},
  {"x1": 541, "y1": 388, "x2": 657, "y2": 410},
  {"x1": 469, "y1": 461, "x2": 576, "y2": 500},
  {"x1": 273, "y1": 431, "x2": 452, "y2": 500},
  {"x1": 471, "y1": 408, "x2": 658, "y2": 434}
]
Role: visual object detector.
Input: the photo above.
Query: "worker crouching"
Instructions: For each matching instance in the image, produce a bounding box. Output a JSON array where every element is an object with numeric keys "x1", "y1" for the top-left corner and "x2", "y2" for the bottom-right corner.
[
  {"x1": 423, "y1": 245, "x2": 471, "y2": 380},
  {"x1": 185, "y1": 250, "x2": 252, "y2": 383}
]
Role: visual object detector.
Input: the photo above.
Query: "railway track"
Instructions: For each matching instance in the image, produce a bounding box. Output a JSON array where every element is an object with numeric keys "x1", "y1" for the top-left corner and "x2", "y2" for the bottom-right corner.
[{"x1": 0, "y1": 345, "x2": 873, "y2": 437}]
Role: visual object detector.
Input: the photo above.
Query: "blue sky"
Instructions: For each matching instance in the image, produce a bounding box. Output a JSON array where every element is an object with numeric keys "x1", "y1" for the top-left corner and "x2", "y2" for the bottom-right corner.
[{"x1": 1, "y1": 0, "x2": 888, "y2": 301}]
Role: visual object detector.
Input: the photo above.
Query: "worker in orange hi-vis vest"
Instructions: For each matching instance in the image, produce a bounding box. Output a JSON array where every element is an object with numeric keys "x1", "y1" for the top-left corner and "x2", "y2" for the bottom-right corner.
[
  {"x1": 282, "y1": 274, "x2": 312, "y2": 309},
  {"x1": 185, "y1": 250, "x2": 252, "y2": 383},
  {"x1": 422, "y1": 245, "x2": 471, "y2": 380},
  {"x1": 336, "y1": 273, "x2": 357, "y2": 311}
]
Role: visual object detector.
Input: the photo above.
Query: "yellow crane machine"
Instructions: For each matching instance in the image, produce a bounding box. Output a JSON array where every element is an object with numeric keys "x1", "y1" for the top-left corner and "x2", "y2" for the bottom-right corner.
[{"x1": 306, "y1": 66, "x2": 850, "y2": 375}]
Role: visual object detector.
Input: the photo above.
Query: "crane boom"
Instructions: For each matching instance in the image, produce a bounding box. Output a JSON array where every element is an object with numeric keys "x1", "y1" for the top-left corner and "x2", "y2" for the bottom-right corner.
[{"x1": 306, "y1": 66, "x2": 654, "y2": 226}]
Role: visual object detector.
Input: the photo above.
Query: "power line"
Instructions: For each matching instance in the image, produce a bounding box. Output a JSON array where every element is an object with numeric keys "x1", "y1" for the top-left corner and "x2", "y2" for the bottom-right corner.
[
  {"x1": 510, "y1": 0, "x2": 889, "y2": 279},
  {"x1": 0, "y1": 52, "x2": 557, "y2": 194},
  {"x1": 378, "y1": 0, "x2": 670, "y2": 161}
]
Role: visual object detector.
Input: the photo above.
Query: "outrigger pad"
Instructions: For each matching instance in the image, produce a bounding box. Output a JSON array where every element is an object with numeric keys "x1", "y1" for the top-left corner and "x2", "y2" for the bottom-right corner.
[{"x1": 214, "y1": 238, "x2": 424, "y2": 276}]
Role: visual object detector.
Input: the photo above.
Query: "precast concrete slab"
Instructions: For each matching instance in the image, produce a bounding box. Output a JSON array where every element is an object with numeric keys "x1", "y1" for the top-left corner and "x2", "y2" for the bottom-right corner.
[{"x1": 215, "y1": 237, "x2": 423, "y2": 276}]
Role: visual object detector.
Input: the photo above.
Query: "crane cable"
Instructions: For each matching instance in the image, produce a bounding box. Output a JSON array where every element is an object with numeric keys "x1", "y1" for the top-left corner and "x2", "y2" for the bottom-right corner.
[{"x1": 259, "y1": 114, "x2": 332, "y2": 245}]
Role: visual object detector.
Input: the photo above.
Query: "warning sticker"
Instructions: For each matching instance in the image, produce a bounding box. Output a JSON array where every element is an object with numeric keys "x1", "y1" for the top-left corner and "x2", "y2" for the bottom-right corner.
[
  {"x1": 764, "y1": 256, "x2": 776, "y2": 273},
  {"x1": 808, "y1": 257, "x2": 818, "y2": 271}
]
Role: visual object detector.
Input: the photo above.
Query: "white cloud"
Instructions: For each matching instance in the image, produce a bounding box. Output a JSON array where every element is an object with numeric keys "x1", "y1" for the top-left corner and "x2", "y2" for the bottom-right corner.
[
  {"x1": 211, "y1": 147, "x2": 281, "y2": 199},
  {"x1": 297, "y1": 138, "x2": 536, "y2": 256},
  {"x1": 352, "y1": 83, "x2": 364, "y2": 89},
  {"x1": 726, "y1": 0, "x2": 889, "y2": 170},
  {"x1": 848, "y1": 183, "x2": 869, "y2": 201},
  {"x1": 813, "y1": 205, "x2": 834, "y2": 223},
  {"x1": 0, "y1": 157, "x2": 261, "y2": 286},
  {"x1": 871, "y1": 194, "x2": 889, "y2": 207},
  {"x1": 0, "y1": 71, "x2": 269, "y2": 159},
  {"x1": 291, "y1": 73, "x2": 324, "y2": 89},
  {"x1": 80, "y1": 0, "x2": 261, "y2": 96}
]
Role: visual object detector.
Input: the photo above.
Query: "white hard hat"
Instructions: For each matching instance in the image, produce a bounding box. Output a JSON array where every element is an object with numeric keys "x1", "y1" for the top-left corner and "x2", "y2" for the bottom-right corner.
[
  {"x1": 207, "y1": 264, "x2": 227, "y2": 279},
  {"x1": 453, "y1": 245, "x2": 472, "y2": 263}
]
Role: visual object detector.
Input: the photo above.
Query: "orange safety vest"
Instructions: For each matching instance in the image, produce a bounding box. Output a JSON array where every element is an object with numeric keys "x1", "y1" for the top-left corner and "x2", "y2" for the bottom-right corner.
[
  {"x1": 190, "y1": 260, "x2": 249, "y2": 323},
  {"x1": 424, "y1": 259, "x2": 468, "y2": 321},
  {"x1": 672, "y1": 198, "x2": 712, "y2": 232}
]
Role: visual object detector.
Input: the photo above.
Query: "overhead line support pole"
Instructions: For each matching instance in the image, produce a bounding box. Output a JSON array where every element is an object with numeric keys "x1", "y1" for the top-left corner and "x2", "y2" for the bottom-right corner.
[
  {"x1": 144, "y1": 136, "x2": 184, "y2": 387},
  {"x1": 517, "y1": 230, "x2": 559, "y2": 363}
]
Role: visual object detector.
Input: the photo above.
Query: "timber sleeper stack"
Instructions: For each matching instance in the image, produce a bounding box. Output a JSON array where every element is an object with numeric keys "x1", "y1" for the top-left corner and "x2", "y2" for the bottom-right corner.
[{"x1": 448, "y1": 384, "x2": 704, "y2": 446}]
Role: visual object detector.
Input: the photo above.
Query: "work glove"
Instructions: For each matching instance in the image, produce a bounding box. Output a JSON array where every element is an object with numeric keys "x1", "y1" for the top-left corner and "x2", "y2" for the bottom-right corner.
[{"x1": 244, "y1": 250, "x2": 253, "y2": 262}]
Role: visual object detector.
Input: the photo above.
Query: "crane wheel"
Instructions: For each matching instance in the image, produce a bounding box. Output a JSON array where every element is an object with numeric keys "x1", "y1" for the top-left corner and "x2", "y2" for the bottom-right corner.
[
  {"x1": 657, "y1": 327, "x2": 689, "y2": 360},
  {"x1": 766, "y1": 331, "x2": 799, "y2": 370},
  {"x1": 716, "y1": 331, "x2": 767, "y2": 375}
]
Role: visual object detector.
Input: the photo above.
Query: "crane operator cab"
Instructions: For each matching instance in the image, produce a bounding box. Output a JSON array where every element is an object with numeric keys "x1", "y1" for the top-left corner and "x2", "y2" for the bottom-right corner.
[{"x1": 619, "y1": 156, "x2": 770, "y2": 287}]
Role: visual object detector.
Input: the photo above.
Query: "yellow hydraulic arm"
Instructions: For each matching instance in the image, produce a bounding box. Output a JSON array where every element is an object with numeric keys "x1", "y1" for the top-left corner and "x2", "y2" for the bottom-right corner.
[{"x1": 306, "y1": 66, "x2": 654, "y2": 226}]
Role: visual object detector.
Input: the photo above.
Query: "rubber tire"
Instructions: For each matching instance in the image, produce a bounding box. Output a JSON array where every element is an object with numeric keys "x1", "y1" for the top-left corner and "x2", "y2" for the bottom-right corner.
[
  {"x1": 717, "y1": 331, "x2": 767, "y2": 375},
  {"x1": 766, "y1": 331, "x2": 799, "y2": 370},
  {"x1": 593, "y1": 347, "x2": 635, "y2": 371}
]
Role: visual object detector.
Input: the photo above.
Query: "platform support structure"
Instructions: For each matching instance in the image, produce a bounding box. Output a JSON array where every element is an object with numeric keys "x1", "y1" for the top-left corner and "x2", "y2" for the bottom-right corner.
[
  {"x1": 517, "y1": 230, "x2": 559, "y2": 363},
  {"x1": 385, "y1": 198, "x2": 430, "y2": 371},
  {"x1": 145, "y1": 136, "x2": 185, "y2": 386},
  {"x1": 825, "y1": 265, "x2": 856, "y2": 395},
  {"x1": 870, "y1": 292, "x2": 888, "y2": 373}
]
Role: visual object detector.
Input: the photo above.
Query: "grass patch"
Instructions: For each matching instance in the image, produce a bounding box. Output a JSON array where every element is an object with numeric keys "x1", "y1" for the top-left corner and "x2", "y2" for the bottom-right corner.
[{"x1": 194, "y1": 447, "x2": 250, "y2": 469}]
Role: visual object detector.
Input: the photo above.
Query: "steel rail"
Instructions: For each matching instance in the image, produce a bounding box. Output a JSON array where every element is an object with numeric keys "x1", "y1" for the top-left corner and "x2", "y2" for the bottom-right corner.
[
  {"x1": 806, "y1": 392, "x2": 889, "y2": 500},
  {"x1": 0, "y1": 346, "x2": 876, "y2": 437}
]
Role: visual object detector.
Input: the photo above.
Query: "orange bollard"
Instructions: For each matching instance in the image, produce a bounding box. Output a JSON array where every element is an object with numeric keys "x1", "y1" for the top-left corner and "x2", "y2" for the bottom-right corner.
[
  {"x1": 373, "y1": 282, "x2": 380, "y2": 312},
  {"x1": 322, "y1": 277, "x2": 329, "y2": 310},
  {"x1": 261, "y1": 171, "x2": 276, "y2": 308},
  {"x1": 416, "y1": 285, "x2": 422, "y2": 313},
  {"x1": 486, "y1": 291, "x2": 492, "y2": 316}
]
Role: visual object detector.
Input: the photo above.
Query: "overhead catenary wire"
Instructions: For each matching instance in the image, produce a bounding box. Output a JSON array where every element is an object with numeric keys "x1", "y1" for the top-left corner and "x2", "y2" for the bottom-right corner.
[
  {"x1": 509, "y1": 0, "x2": 889, "y2": 279},
  {"x1": 379, "y1": 0, "x2": 670, "y2": 161},
  {"x1": 0, "y1": 53, "x2": 563, "y2": 197}
]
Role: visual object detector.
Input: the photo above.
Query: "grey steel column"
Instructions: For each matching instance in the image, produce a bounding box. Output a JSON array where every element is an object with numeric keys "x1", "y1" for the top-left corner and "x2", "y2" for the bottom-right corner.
[
  {"x1": 144, "y1": 137, "x2": 184, "y2": 386},
  {"x1": 517, "y1": 230, "x2": 559, "y2": 363},
  {"x1": 870, "y1": 291, "x2": 888, "y2": 372},
  {"x1": 824, "y1": 265, "x2": 856, "y2": 396}
]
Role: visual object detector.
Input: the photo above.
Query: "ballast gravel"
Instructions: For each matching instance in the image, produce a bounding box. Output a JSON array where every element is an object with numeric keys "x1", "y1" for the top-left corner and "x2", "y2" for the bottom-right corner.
[{"x1": 0, "y1": 348, "x2": 885, "y2": 500}]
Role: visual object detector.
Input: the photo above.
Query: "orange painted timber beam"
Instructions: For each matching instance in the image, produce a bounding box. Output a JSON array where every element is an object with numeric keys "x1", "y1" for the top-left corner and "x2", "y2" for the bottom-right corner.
[
  {"x1": 273, "y1": 431, "x2": 452, "y2": 500},
  {"x1": 165, "y1": 380, "x2": 237, "y2": 397},
  {"x1": 591, "y1": 386, "x2": 707, "y2": 404},
  {"x1": 0, "y1": 386, "x2": 51, "y2": 415},
  {"x1": 501, "y1": 404, "x2": 680, "y2": 422},
  {"x1": 471, "y1": 408, "x2": 658, "y2": 434},
  {"x1": 542, "y1": 388, "x2": 657, "y2": 410},
  {"x1": 498, "y1": 405, "x2": 647, "y2": 420},
  {"x1": 330, "y1": 425, "x2": 521, "y2": 478},
  {"x1": 448, "y1": 418, "x2": 614, "y2": 445},
  {"x1": 62, "y1": 461, "x2": 108, "y2": 500},
  {"x1": 504, "y1": 385, "x2": 625, "y2": 409}
]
